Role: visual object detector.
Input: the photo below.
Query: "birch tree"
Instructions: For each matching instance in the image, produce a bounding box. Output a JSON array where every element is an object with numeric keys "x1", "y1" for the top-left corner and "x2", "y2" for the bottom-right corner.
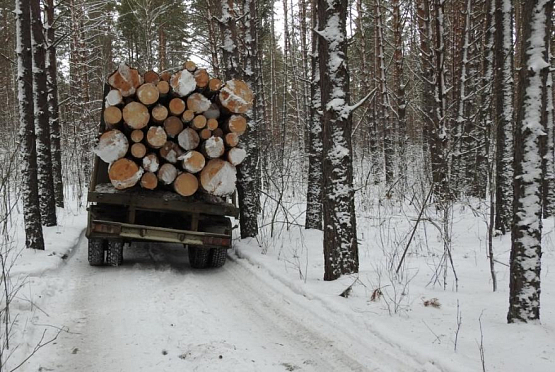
[
  {"x1": 508, "y1": 0, "x2": 552, "y2": 323},
  {"x1": 15, "y1": 0, "x2": 44, "y2": 249},
  {"x1": 317, "y1": 0, "x2": 358, "y2": 280}
]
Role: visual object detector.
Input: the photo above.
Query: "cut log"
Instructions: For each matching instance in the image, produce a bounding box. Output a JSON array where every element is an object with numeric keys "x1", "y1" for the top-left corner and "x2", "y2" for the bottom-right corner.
[
  {"x1": 130, "y1": 129, "x2": 144, "y2": 143},
  {"x1": 204, "y1": 103, "x2": 220, "y2": 120},
  {"x1": 157, "y1": 163, "x2": 177, "y2": 185},
  {"x1": 212, "y1": 128, "x2": 224, "y2": 138},
  {"x1": 177, "y1": 127, "x2": 200, "y2": 151},
  {"x1": 206, "y1": 118, "x2": 219, "y2": 131},
  {"x1": 201, "y1": 136, "x2": 225, "y2": 159},
  {"x1": 159, "y1": 141, "x2": 183, "y2": 163},
  {"x1": 123, "y1": 101, "x2": 150, "y2": 129},
  {"x1": 184, "y1": 60, "x2": 197, "y2": 72},
  {"x1": 160, "y1": 71, "x2": 171, "y2": 82},
  {"x1": 174, "y1": 172, "x2": 198, "y2": 196},
  {"x1": 181, "y1": 109, "x2": 195, "y2": 123},
  {"x1": 109, "y1": 158, "x2": 143, "y2": 190},
  {"x1": 94, "y1": 129, "x2": 129, "y2": 163},
  {"x1": 225, "y1": 115, "x2": 247, "y2": 134},
  {"x1": 163, "y1": 116, "x2": 184, "y2": 138},
  {"x1": 194, "y1": 69, "x2": 209, "y2": 89},
  {"x1": 227, "y1": 147, "x2": 247, "y2": 166},
  {"x1": 187, "y1": 93, "x2": 211, "y2": 113},
  {"x1": 199, "y1": 128, "x2": 212, "y2": 140},
  {"x1": 108, "y1": 63, "x2": 142, "y2": 97},
  {"x1": 140, "y1": 171, "x2": 158, "y2": 190},
  {"x1": 143, "y1": 70, "x2": 160, "y2": 84},
  {"x1": 157, "y1": 80, "x2": 170, "y2": 96},
  {"x1": 103, "y1": 106, "x2": 122, "y2": 126},
  {"x1": 105, "y1": 89, "x2": 123, "y2": 107},
  {"x1": 151, "y1": 104, "x2": 169, "y2": 124},
  {"x1": 169, "y1": 97, "x2": 186, "y2": 116},
  {"x1": 200, "y1": 159, "x2": 237, "y2": 196},
  {"x1": 179, "y1": 150, "x2": 206, "y2": 174},
  {"x1": 191, "y1": 115, "x2": 207, "y2": 130},
  {"x1": 208, "y1": 78, "x2": 223, "y2": 93},
  {"x1": 136, "y1": 83, "x2": 159, "y2": 106},
  {"x1": 146, "y1": 126, "x2": 167, "y2": 149},
  {"x1": 219, "y1": 79, "x2": 253, "y2": 114},
  {"x1": 224, "y1": 132, "x2": 239, "y2": 147},
  {"x1": 170, "y1": 69, "x2": 196, "y2": 97},
  {"x1": 130, "y1": 142, "x2": 147, "y2": 158},
  {"x1": 142, "y1": 153, "x2": 160, "y2": 173}
]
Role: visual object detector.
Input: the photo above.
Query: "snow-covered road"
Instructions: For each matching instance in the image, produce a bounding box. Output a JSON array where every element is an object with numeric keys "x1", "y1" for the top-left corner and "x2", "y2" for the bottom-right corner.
[{"x1": 23, "y1": 236, "x2": 436, "y2": 372}]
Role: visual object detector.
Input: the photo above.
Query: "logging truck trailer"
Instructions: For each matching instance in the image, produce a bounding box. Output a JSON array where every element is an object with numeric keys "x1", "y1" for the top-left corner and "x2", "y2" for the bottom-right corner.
[{"x1": 85, "y1": 85, "x2": 240, "y2": 269}]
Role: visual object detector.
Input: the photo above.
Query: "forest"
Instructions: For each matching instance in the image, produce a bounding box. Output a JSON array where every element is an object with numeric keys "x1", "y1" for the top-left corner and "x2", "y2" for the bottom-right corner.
[{"x1": 0, "y1": 0, "x2": 555, "y2": 370}]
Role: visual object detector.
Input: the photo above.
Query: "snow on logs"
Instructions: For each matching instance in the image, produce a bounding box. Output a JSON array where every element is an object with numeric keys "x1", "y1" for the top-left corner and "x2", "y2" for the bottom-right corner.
[{"x1": 96, "y1": 62, "x2": 252, "y2": 195}]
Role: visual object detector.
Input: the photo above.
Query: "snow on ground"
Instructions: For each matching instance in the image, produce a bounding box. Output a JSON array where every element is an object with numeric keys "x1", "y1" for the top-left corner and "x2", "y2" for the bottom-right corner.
[
  {"x1": 235, "y1": 191, "x2": 555, "y2": 372},
  {"x1": 3, "y1": 189, "x2": 555, "y2": 371}
]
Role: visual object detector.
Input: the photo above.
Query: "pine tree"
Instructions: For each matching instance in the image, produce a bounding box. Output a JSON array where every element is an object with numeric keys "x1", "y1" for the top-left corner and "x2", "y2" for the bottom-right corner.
[
  {"x1": 508, "y1": 0, "x2": 552, "y2": 323},
  {"x1": 305, "y1": 0, "x2": 323, "y2": 230},
  {"x1": 15, "y1": 0, "x2": 44, "y2": 249},
  {"x1": 494, "y1": 0, "x2": 514, "y2": 234},
  {"x1": 45, "y1": 0, "x2": 64, "y2": 208},
  {"x1": 317, "y1": 0, "x2": 358, "y2": 281}
]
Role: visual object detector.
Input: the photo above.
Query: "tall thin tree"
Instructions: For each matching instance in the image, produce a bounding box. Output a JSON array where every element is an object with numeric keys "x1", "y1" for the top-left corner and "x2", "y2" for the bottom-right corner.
[
  {"x1": 31, "y1": 0, "x2": 56, "y2": 226},
  {"x1": 15, "y1": 0, "x2": 44, "y2": 249},
  {"x1": 45, "y1": 0, "x2": 64, "y2": 208},
  {"x1": 317, "y1": 0, "x2": 358, "y2": 280},
  {"x1": 508, "y1": 0, "x2": 552, "y2": 323}
]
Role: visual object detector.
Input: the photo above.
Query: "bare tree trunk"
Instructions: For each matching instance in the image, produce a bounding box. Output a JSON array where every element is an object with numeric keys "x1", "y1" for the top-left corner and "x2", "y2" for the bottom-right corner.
[
  {"x1": 16, "y1": 0, "x2": 45, "y2": 249},
  {"x1": 494, "y1": 0, "x2": 514, "y2": 234},
  {"x1": 306, "y1": 0, "x2": 323, "y2": 230},
  {"x1": 318, "y1": 0, "x2": 358, "y2": 281},
  {"x1": 508, "y1": 0, "x2": 552, "y2": 323},
  {"x1": 236, "y1": 0, "x2": 260, "y2": 239},
  {"x1": 31, "y1": 0, "x2": 57, "y2": 226},
  {"x1": 45, "y1": 0, "x2": 64, "y2": 208}
]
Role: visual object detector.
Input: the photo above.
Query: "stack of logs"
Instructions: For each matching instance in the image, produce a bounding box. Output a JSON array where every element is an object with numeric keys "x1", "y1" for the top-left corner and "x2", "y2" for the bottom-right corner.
[{"x1": 94, "y1": 62, "x2": 252, "y2": 197}]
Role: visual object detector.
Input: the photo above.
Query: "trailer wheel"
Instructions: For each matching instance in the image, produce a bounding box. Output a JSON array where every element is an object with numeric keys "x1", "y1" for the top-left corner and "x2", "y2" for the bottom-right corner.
[
  {"x1": 209, "y1": 248, "x2": 227, "y2": 268},
  {"x1": 188, "y1": 246, "x2": 209, "y2": 269},
  {"x1": 106, "y1": 240, "x2": 124, "y2": 267},
  {"x1": 88, "y1": 238, "x2": 105, "y2": 266}
]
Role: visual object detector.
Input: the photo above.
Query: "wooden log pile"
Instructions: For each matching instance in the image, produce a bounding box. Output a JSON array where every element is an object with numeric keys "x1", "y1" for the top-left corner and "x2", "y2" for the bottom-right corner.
[{"x1": 94, "y1": 62, "x2": 253, "y2": 197}]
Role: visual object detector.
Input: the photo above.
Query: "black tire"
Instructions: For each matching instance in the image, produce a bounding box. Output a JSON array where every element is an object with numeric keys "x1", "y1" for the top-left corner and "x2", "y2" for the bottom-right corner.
[
  {"x1": 106, "y1": 240, "x2": 124, "y2": 267},
  {"x1": 88, "y1": 238, "x2": 105, "y2": 266},
  {"x1": 188, "y1": 246, "x2": 210, "y2": 269},
  {"x1": 209, "y1": 248, "x2": 227, "y2": 268}
]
